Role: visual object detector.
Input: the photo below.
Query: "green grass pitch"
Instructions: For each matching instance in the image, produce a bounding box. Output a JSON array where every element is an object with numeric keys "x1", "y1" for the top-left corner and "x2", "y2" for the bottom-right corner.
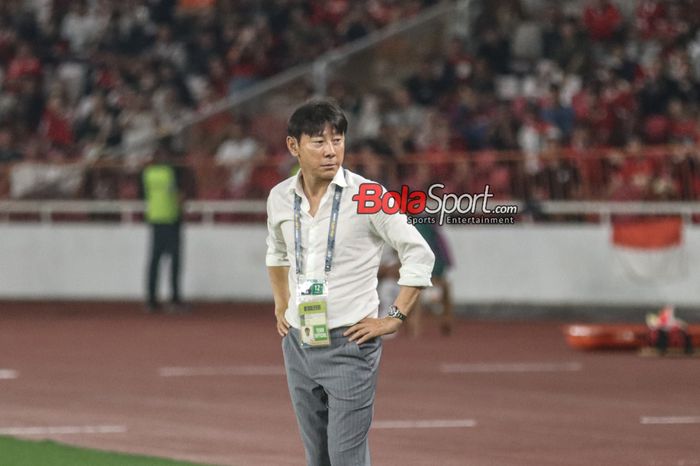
[{"x1": 0, "y1": 437, "x2": 213, "y2": 466}]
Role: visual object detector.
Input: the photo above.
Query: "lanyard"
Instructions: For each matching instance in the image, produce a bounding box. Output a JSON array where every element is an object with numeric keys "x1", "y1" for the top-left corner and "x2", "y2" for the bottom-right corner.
[{"x1": 294, "y1": 184, "x2": 343, "y2": 277}]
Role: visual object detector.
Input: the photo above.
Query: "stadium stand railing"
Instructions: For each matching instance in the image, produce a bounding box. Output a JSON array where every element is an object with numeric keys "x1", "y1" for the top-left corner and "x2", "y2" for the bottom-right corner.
[{"x1": 2, "y1": 142, "x2": 700, "y2": 224}]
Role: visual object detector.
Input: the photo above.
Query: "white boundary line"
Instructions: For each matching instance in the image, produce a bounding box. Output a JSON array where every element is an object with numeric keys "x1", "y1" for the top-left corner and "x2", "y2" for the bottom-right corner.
[
  {"x1": 440, "y1": 362, "x2": 583, "y2": 373},
  {"x1": 640, "y1": 416, "x2": 700, "y2": 425},
  {"x1": 158, "y1": 365, "x2": 286, "y2": 377},
  {"x1": 0, "y1": 425, "x2": 128, "y2": 436},
  {"x1": 0, "y1": 369, "x2": 18, "y2": 380},
  {"x1": 372, "y1": 419, "x2": 477, "y2": 429}
]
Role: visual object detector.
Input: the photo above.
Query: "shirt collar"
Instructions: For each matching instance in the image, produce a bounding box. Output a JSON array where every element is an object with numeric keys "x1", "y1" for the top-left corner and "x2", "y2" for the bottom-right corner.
[{"x1": 288, "y1": 166, "x2": 347, "y2": 195}]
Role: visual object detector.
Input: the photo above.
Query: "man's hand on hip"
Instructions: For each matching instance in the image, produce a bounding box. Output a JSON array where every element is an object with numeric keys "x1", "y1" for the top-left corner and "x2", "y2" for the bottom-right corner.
[
  {"x1": 344, "y1": 317, "x2": 402, "y2": 344},
  {"x1": 276, "y1": 308, "x2": 290, "y2": 337}
]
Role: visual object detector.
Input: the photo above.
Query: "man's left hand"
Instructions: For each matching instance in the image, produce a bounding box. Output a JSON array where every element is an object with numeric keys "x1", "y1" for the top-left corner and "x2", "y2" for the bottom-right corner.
[{"x1": 344, "y1": 317, "x2": 402, "y2": 344}]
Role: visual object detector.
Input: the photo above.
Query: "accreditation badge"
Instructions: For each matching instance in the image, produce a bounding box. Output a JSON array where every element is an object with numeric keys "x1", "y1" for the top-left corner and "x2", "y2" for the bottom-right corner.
[{"x1": 296, "y1": 277, "x2": 331, "y2": 347}]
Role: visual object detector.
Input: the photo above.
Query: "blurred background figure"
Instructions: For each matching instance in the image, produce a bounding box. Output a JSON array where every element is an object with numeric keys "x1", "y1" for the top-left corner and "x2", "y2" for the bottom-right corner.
[
  {"x1": 407, "y1": 219, "x2": 455, "y2": 336},
  {"x1": 141, "y1": 139, "x2": 195, "y2": 314},
  {"x1": 214, "y1": 117, "x2": 265, "y2": 198}
]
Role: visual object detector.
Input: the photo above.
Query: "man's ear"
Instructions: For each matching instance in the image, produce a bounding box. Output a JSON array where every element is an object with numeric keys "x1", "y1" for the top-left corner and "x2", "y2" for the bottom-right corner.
[{"x1": 286, "y1": 136, "x2": 299, "y2": 156}]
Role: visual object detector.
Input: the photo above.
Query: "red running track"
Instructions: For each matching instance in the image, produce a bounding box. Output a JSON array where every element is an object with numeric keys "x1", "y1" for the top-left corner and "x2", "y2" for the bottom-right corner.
[{"x1": 0, "y1": 302, "x2": 698, "y2": 466}]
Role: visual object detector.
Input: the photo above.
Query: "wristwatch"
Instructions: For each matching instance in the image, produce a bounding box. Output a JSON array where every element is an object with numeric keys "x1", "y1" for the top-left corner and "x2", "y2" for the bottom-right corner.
[{"x1": 387, "y1": 305, "x2": 407, "y2": 321}]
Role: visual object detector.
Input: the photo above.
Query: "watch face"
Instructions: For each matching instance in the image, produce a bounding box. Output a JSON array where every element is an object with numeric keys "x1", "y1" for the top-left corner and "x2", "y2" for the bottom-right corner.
[{"x1": 389, "y1": 307, "x2": 404, "y2": 320}]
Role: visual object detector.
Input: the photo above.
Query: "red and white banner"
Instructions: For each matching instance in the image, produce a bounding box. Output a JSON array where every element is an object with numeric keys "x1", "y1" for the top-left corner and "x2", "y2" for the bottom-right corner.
[{"x1": 612, "y1": 217, "x2": 686, "y2": 283}]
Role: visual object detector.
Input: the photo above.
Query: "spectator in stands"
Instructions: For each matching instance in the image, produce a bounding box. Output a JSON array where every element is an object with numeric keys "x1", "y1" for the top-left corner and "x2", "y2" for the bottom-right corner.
[
  {"x1": 5, "y1": 42, "x2": 41, "y2": 85},
  {"x1": 153, "y1": 84, "x2": 189, "y2": 136},
  {"x1": 438, "y1": 37, "x2": 473, "y2": 92},
  {"x1": 671, "y1": 141, "x2": 700, "y2": 200},
  {"x1": 215, "y1": 119, "x2": 264, "y2": 198},
  {"x1": 636, "y1": 0, "x2": 666, "y2": 41},
  {"x1": 637, "y1": 59, "x2": 675, "y2": 121},
  {"x1": 537, "y1": 134, "x2": 581, "y2": 201},
  {"x1": 540, "y1": 84, "x2": 575, "y2": 140},
  {"x1": 354, "y1": 139, "x2": 398, "y2": 189},
  {"x1": 550, "y1": 18, "x2": 592, "y2": 76},
  {"x1": 476, "y1": 27, "x2": 511, "y2": 75},
  {"x1": 353, "y1": 92, "x2": 383, "y2": 140},
  {"x1": 13, "y1": 78, "x2": 45, "y2": 138},
  {"x1": 487, "y1": 101, "x2": 519, "y2": 151},
  {"x1": 569, "y1": 126, "x2": 603, "y2": 198},
  {"x1": 583, "y1": 0, "x2": 623, "y2": 43},
  {"x1": 574, "y1": 81, "x2": 617, "y2": 146},
  {"x1": 119, "y1": 91, "x2": 158, "y2": 166},
  {"x1": 73, "y1": 91, "x2": 121, "y2": 158},
  {"x1": 651, "y1": 162, "x2": 680, "y2": 200},
  {"x1": 445, "y1": 156, "x2": 473, "y2": 194},
  {"x1": 225, "y1": 25, "x2": 268, "y2": 93},
  {"x1": 40, "y1": 95, "x2": 74, "y2": 155},
  {"x1": 620, "y1": 136, "x2": 655, "y2": 196},
  {"x1": 405, "y1": 59, "x2": 442, "y2": 107},
  {"x1": 689, "y1": 30, "x2": 700, "y2": 79},
  {"x1": 518, "y1": 107, "x2": 553, "y2": 176},
  {"x1": 152, "y1": 25, "x2": 187, "y2": 71},
  {"x1": 446, "y1": 83, "x2": 476, "y2": 149},
  {"x1": 60, "y1": 0, "x2": 105, "y2": 56},
  {"x1": 668, "y1": 99, "x2": 698, "y2": 143},
  {"x1": 337, "y1": 3, "x2": 374, "y2": 42},
  {"x1": 0, "y1": 127, "x2": 20, "y2": 163},
  {"x1": 0, "y1": 127, "x2": 22, "y2": 164},
  {"x1": 383, "y1": 86, "x2": 426, "y2": 157}
]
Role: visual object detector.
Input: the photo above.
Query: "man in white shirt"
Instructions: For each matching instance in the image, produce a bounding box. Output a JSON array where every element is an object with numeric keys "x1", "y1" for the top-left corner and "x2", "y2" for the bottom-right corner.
[
  {"x1": 215, "y1": 120, "x2": 262, "y2": 197},
  {"x1": 266, "y1": 99, "x2": 434, "y2": 466}
]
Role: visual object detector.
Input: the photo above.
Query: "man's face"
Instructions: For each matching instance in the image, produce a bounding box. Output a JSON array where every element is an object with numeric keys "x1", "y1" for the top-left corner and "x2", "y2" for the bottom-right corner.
[{"x1": 288, "y1": 124, "x2": 345, "y2": 183}]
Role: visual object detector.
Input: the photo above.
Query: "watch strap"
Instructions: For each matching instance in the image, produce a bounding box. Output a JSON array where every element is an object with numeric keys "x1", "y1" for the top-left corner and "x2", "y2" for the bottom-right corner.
[{"x1": 388, "y1": 305, "x2": 407, "y2": 321}]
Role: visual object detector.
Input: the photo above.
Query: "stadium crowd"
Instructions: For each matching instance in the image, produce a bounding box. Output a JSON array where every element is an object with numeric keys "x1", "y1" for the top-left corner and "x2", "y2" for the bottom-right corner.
[
  {"x1": 339, "y1": 0, "x2": 700, "y2": 202},
  {"x1": 0, "y1": 0, "x2": 700, "y2": 203},
  {"x1": 0, "y1": 0, "x2": 436, "y2": 197}
]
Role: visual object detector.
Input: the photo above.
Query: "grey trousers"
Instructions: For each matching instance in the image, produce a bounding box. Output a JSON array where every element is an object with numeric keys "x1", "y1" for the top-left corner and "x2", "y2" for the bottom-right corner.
[{"x1": 282, "y1": 326, "x2": 382, "y2": 466}]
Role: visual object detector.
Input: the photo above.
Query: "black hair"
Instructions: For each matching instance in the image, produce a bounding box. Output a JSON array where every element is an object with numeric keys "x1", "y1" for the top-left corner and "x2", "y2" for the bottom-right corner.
[{"x1": 287, "y1": 98, "x2": 348, "y2": 141}]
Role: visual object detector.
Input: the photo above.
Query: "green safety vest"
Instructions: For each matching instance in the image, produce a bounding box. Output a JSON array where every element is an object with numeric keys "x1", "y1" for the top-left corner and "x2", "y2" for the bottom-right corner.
[{"x1": 143, "y1": 164, "x2": 180, "y2": 224}]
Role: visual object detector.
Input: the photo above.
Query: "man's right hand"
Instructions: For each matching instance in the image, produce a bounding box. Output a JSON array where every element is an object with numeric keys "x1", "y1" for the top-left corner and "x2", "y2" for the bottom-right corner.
[{"x1": 276, "y1": 308, "x2": 290, "y2": 337}]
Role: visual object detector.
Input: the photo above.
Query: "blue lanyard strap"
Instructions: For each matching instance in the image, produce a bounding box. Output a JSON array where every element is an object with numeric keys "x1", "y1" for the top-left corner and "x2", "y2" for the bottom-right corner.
[{"x1": 294, "y1": 184, "x2": 343, "y2": 276}]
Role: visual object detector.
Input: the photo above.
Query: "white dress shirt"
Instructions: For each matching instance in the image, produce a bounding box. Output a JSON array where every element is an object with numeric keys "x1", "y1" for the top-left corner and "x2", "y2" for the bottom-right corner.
[{"x1": 266, "y1": 167, "x2": 435, "y2": 329}]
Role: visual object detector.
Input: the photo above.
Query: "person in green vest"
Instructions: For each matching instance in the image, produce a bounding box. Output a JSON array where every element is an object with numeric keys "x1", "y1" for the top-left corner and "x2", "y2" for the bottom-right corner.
[
  {"x1": 141, "y1": 141, "x2": 192, "y2": 313},
  {"x1": 408, "y1": 221, "x2": 455, "y2": 336}
]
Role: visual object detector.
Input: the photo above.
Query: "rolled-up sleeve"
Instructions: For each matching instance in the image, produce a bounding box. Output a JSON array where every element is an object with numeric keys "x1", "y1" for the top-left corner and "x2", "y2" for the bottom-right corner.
[
  {"x1": 370, "y1": 209, "x2": 434, "y2": 287},
  {"x1": 265, "y1": 191, "x2": 290, "y2": 267}
]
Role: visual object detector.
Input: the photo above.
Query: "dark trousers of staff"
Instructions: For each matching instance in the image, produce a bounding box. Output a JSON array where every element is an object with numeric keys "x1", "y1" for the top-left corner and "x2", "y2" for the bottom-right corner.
[{"x1": 147, "y1": 222, "x2": 182, "y2": 308}]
